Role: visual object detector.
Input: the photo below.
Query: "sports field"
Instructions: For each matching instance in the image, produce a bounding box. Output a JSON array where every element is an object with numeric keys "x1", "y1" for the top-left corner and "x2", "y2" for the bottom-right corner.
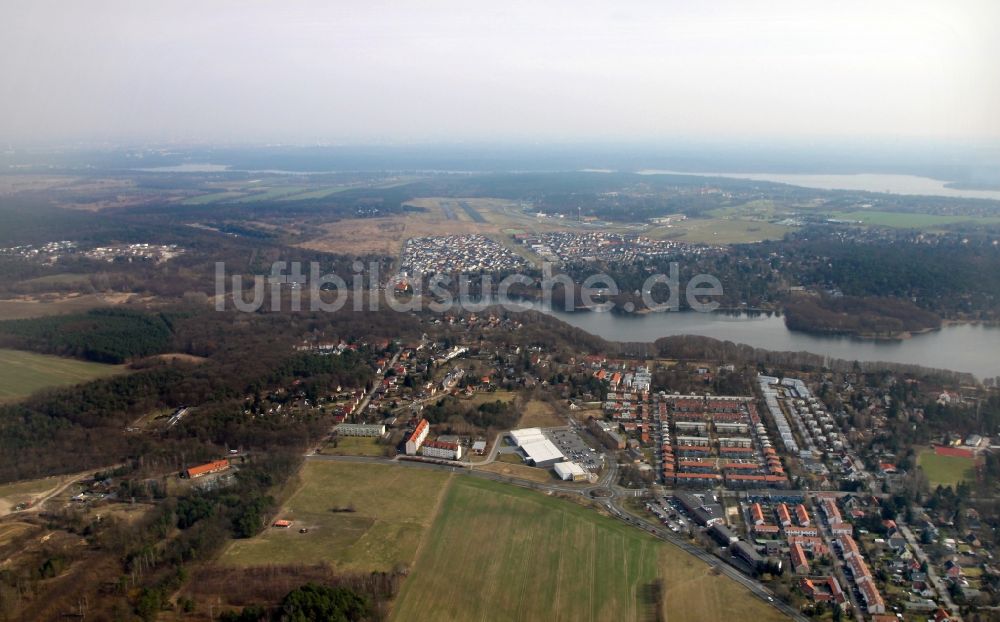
[
  {"x1": 0, "y1": 348, "x2": 124, "y2": 402},
  {"x1": 918, "y1": 448, "x2": 976, "y2": 488},
  {"x1": 391, "y1": 477, "x2": 788, "y2": 622},
  {"x1": 220, "y1": 461, "x2": 450, "y2": 572}
]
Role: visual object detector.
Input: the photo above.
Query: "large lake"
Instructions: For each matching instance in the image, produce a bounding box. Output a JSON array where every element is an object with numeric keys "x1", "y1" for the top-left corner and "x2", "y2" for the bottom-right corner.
[
  {"x1": 636, "y1": 170, "x2": 1000, "y2": 201},
  {"x1": 540, "y1": 309, "x2": 1000, "y2": 379}
]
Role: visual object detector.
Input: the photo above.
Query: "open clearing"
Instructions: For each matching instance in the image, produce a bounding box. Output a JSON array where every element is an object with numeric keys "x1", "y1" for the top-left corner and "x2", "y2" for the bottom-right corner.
[
  {"x1": 0, "y1": 294, "x2": 112, "y2": 320},
  {"x1": 299, "y1": 198, "x2": 495, "y2": 257},
  {"x1": 517, "y1": 398, "x2": 566, "y2": 428},
  {"x1": 467, "y1": 389, "x2": 517, "y2": 407},
  {"x1": 649, "y1": 218, "x2": 794, "y2": 244},
  {"x1": 319, "y1": 436, "x2": 389, "y2": 457},
  {"x1": 0, "y1": 349, "x2": 124, "y2": 402},
  {"x1": 474, "y1": 460, "x2": 559, "y2": 484},
  {"x1": 0, "y1": 469, "x2": 98, "y2": 516},
  {"x1": 0, "y1": 522, "x2": 36, "y2": 547},
  {"x1": 299, "y1": 197, "x2": 569, "y2": 257},
  {"x1": 918, "y1": 448, "x2": 977, "y2": 488},
  {"x1": 299, "y1": 194, "x2": 794, "y2": 256},
  {"x1": 391, "y1": 476, "x2": 788, "y2": 622},
  {"x1": 220, "y1": 461, "x2": 450, "y2": 572}
]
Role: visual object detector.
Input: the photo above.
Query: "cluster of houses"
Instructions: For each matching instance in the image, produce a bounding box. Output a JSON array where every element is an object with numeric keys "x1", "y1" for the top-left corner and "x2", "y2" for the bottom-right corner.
[
  {"x1": 513, "y1": 231, "x2": 715, "y2": 265},
  {"x1": 838, "y1": 533, "x2": 887, "y2": 615},
  {"x1": 659, "y1": 395, "x2": 788, "y2": 489},
  {"x1": 401, "y1": 234, "x2": 526, "y2": 274},
  {"x1": 594, "y1": 366, "x2": 651, "y2": 393},
  {"x1": 0, "y1": 240, "x2": 184, "y2": 265}
]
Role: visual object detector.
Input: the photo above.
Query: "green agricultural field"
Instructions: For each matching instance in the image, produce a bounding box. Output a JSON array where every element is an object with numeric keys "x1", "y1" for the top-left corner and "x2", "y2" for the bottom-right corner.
[
  {"x1": 391, "y1": 477, "x2": 788, "y2": 622},
  {"x1": 918, "y1": 449, "x2": 976, "y2": 488},
  {"x1": 220, "y1": 461, "x2": 450, "y2": 572},
  {"x1": 232, "y1": 185, "x2": 315, "y2": 203},
  {"x1": 832, "y1": 210, "x2": 1000, "y2": 229},
  {"x1": 180, "y1": 191, "x2": 248, "y2": 205},
  {"x1": 0, "y1": 348, "x2": 124, "y2": 402}
]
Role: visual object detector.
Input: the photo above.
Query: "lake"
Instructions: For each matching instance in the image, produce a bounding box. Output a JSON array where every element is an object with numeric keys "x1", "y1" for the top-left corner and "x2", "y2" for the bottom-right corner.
[
  {"x1": 636, "y1": 170, "x2": 1000, "y2": 201},
  {"x1": 540, "y1": 308, "x2": 1000, "y2": 379}
]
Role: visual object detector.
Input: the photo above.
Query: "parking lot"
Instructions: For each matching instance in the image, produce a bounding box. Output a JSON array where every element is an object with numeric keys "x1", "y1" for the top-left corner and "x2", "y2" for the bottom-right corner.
[{"x1": 544, "y1": 427, "x2": 605, "y2": 471}]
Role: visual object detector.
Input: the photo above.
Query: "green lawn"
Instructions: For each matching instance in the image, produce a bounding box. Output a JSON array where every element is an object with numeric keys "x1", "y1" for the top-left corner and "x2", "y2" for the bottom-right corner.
[
  {"x1": 918, "y1": 449, "x2": 976, "y2": 488},
  {"x1": 320, "y1": 436, "x2": 387, "y2": 457},
  {"x1": 391, "y1": 476, "x2": 788, "y2": 622},
  {"x1": 0, "y1": 348, "x2": 124, "y2": 402},
  {"x1": 220, "y1": 461, "x2": 450, "y2": 572}
]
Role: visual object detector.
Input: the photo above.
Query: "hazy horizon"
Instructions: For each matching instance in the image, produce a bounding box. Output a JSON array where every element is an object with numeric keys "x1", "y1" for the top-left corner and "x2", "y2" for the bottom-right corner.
[{"x1": 2, "y1": 0, "x2": 999, "y2": 145}]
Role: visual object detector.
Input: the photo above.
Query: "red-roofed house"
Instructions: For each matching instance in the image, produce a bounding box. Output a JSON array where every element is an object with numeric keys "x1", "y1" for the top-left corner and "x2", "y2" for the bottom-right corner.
[
  {"x1": 405, "y1": 419, "x2": 430, "y2": 455},
  {"x1": 790, "y1": 542, "x2": 810, "y2": 574},
  {"x1": 186, "y1": 459, "x2": 229, "y2": 479}
]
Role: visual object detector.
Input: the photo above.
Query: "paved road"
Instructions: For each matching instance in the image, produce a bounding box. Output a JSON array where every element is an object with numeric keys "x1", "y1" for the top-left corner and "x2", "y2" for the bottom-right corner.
[
  {"x1": 601, "y1": 493, "x2": 809, "y2": 622},
  {"x1": 900, "y1": 523, "x2": 962, "y2": 621},
  {"x1": 813, "y1": 507, "x2": 864, "y2": 622},
  {"x1": 353, "y1": 350, "x2": 401, "y2": 418}
]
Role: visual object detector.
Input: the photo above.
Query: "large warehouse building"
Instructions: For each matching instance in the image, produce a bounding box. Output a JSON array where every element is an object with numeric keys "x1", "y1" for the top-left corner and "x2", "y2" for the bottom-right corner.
[
  {"x1": 508, "y1": 428, "x2": 565, "y2": 468},
  {"x1": 553, "y1": 461, "x2": 587, "y2": 481}
]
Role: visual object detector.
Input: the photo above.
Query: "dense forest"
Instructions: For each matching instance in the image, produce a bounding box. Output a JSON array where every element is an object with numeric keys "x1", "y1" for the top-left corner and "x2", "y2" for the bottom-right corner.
[
  {"x1": 783, "y1": 294, "x2": 942, "y2": 337},
  {"x1": 0, "y1": 304, "x2": 423, "y2": 483},
  {"x1": 0, "y1": 308, "x2": 175, "y2": 363}
]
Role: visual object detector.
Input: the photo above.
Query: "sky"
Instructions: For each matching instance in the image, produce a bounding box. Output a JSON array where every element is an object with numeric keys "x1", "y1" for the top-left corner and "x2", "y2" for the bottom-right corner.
[{"x1": 1, "y1": 0, "x2": 999, "y2": 145}]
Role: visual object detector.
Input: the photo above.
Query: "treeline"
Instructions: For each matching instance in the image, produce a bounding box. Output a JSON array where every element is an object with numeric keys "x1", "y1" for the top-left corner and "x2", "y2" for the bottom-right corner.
[
  {"x1": 648, "y1": 334, "x2": 975, "y2": 385},
  {"x1": 0, "y1": 307, "x2": 175, "y2": 363},
  {"x1": 783, "y1": 295, "x2": 941, "y2": 337},
  {"x1": 185, "y1": 563, "x2": 400, "y2": 619}
]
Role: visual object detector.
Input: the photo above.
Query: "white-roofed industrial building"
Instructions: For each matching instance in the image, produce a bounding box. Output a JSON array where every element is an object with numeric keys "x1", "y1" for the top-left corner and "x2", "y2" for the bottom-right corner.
[
  {"x1": 554, "y1": 461, "x2": 588, "y2": 481},
  {"x1": 508, "y1": 428, "x2": 565, "y2": 468},
  {"x1": 509, "y1": 428, "x2": 545, "y2": 445}
]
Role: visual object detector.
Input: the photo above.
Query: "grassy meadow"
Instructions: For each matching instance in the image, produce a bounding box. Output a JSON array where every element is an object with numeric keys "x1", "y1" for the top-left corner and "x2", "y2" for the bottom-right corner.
[
  {"x1": 918, "y1": 448, "x2": 976, "y2": 488},
  {"x1": 391, "y1": 476, "x2": 788, "y2": 622},
  {"x1": 220, "y1": 461, "x2": 450, "y2": 572},
  {"x1": 0, "y1": 348, "x2": 124, "y2": 402}
]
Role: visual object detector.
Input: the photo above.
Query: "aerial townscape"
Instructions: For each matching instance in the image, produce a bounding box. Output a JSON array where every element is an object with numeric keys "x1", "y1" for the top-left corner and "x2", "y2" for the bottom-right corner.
[{"x1": 2, "y1": 1, "x2": 1000, "y2": 621}]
